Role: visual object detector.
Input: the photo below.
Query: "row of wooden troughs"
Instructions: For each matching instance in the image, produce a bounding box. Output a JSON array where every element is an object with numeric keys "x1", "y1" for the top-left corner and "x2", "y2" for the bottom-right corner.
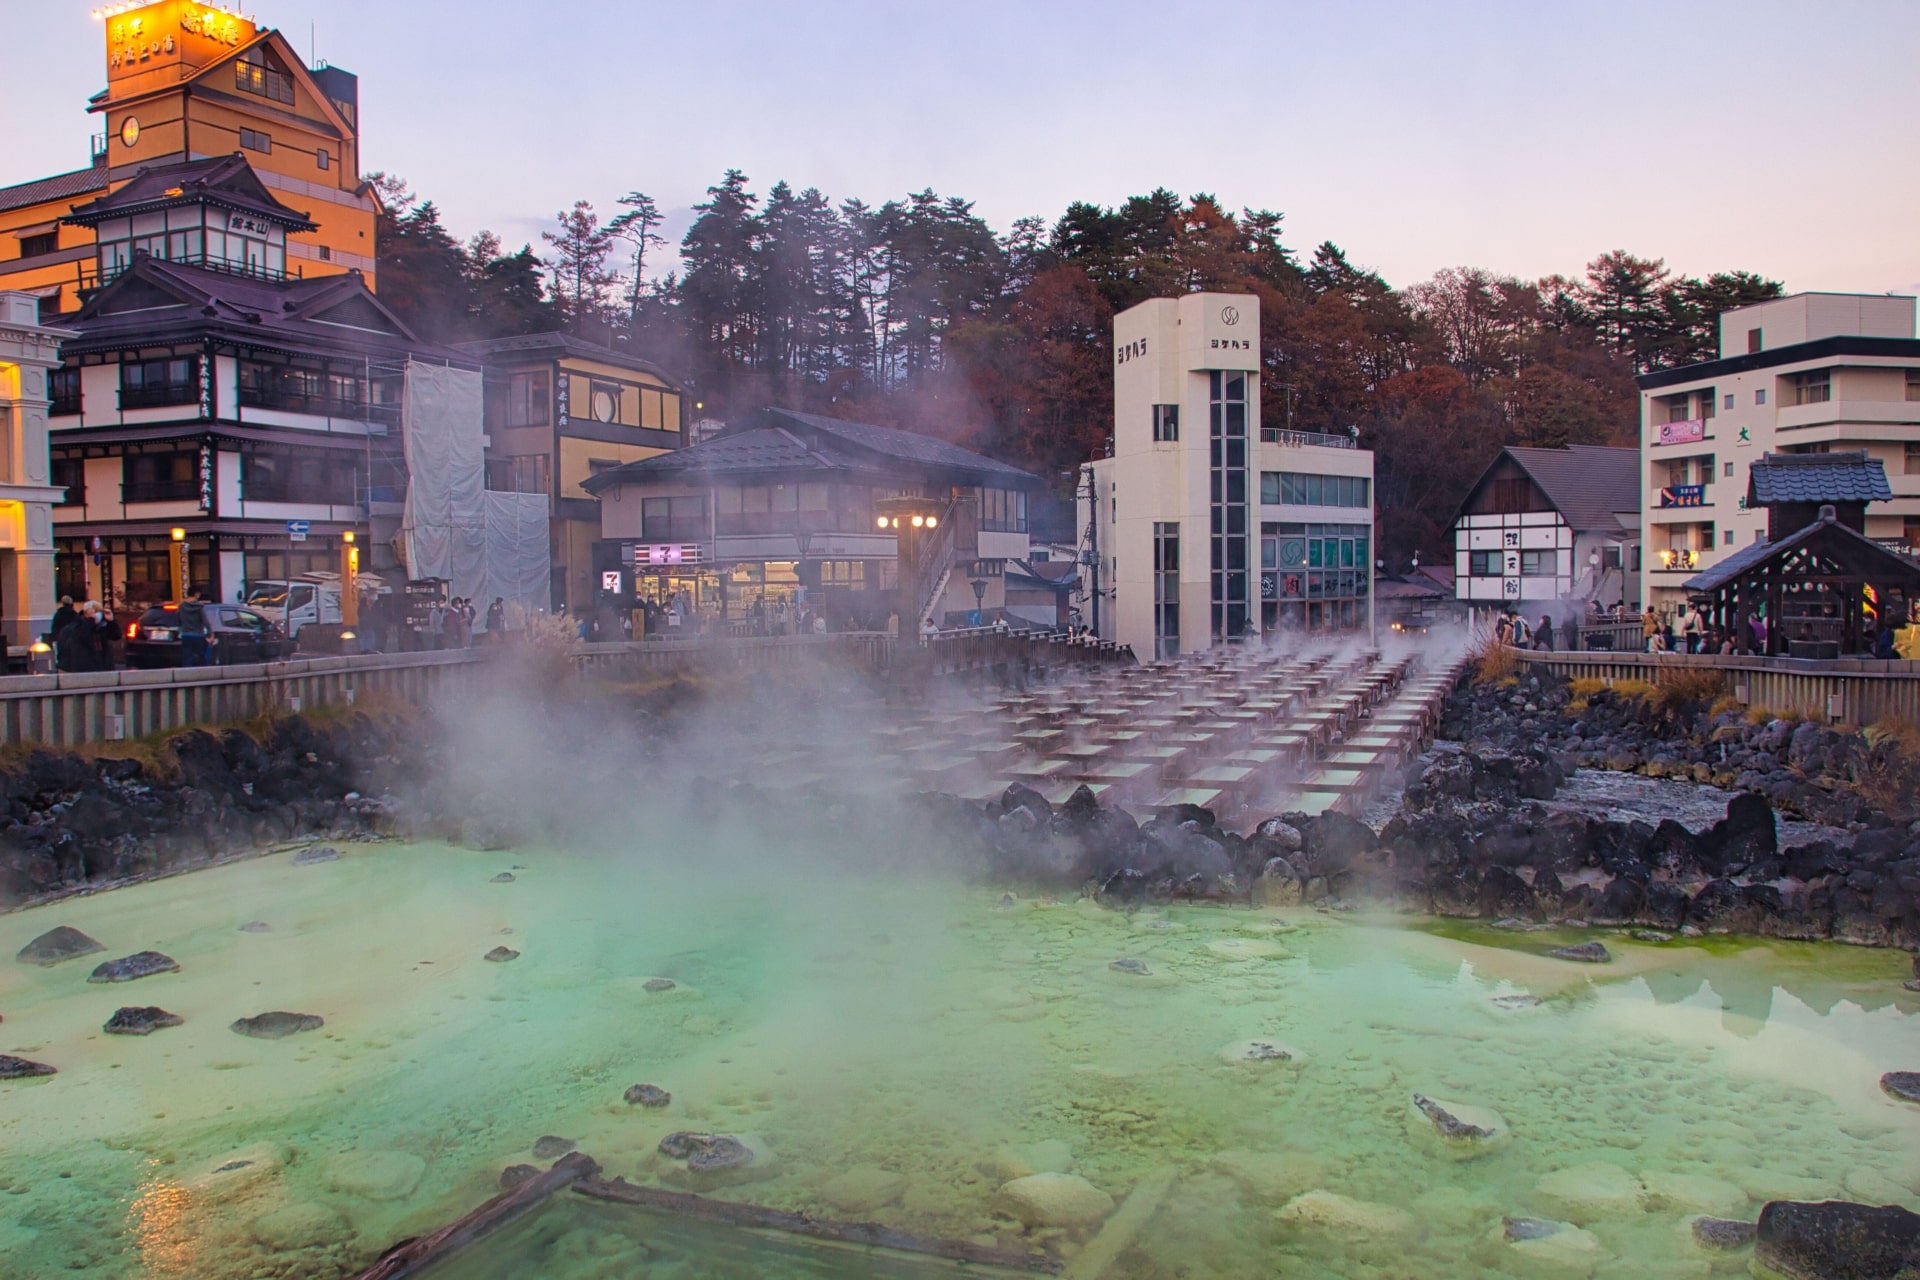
[{"x1": 874, "y1": 642, "x2": 1472, "y2": 820}]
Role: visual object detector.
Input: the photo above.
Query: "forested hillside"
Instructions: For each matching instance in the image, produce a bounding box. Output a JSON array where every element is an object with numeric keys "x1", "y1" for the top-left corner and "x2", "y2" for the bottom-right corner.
[{"x1": 369, "y1": 172, "x2": 1782, "y2": 564}]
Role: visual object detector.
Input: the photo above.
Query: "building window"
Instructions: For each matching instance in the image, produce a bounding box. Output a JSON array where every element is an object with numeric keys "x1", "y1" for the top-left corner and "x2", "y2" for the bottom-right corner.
[
  {"x1": 1262, "y1": 472, "x2": 1370, "y2": 507},
  {"x1": 235, "y1": 51, "x2": 295, "y2": 105},
  {"x1": 1151, "y1": 404, "x2": 1179, "y2": 442},
  {"x1": 1664, "y1": 394, "x2": 1692, "y2": 424},
  {"x1": 237, "y1": 360, "x2": 391, "y2": 422},
  {"x1": 1208, "y1": 370, "x2": 1249, "y2": 640},
  {"x1": 1724, "y1": 529, "x2": 1734, "y2": 545},
  {"x1": 241, "y1": 450, "x2": 360, "y2": 504},
  {"x1": 1467, "y1": 550, "x2": 1499, "y2": 576},
  {"x1": 1907, "y1": 372, "x2": 1920, "y2": 403},
  {"x1": 484, "y1": 454, "x2": 550, "y2": 495},
  {"x1": 119, "y1": 356, "x2": 199, "y2": 409},
  {"x1": 1907, "y1": 442, "x2": 1920, "y2": 476},
  {"x1": 121, "y1": 450, "x2": 200, "y2": 503},
  {"x1": 504, "y1": 371, "x2": 550, "y2": 427},
  {"x1": 239, "y1": 127, "x2": 273, "y2": 154},
  {"x1": 1747, "y1": 328, "x2": 1763, "y2": 354},
  {"x1": 49, "y1": 367, "x2": 81, "y2": 416},
  {"x1": 18, "y1": 230, "x2": 58, "y2": 258},
  {"x1": 316, "y1": 148, "x2": 331, "y2": 171},
  {"x1": 1153, "y1": 522, "x2": 1179, "y2": 659},
  {"x1": 1791, "y1": 372, "x2": 1831, "y2": 406},
  {"x1": 1519, "y1": 550, "x2": 1552, "y2": 576},
  {"x1": 1755, "y1": 389, "x2": 1766, "y2": 405},
  {"x1": 317, "y1": 245, "x2": 331, "y2": 262},
  {"x1": 1695, "y1": 389, "x2": 1716, "y2": 420},
  {"x1": 640, "y1": 495, "x2": 707, "y2": 543},
  {"x1": 51, "y1": 456, "x2": 85, "y2": 505},
  {"x1": 1724, "y1": 462, "x2": 1734, "y2": 478},
  {"x1": 968, "y1": 487, "x2": 1027, "y2": 533},
  {"x1": 589, "y1": 382, "x2": 620, "y2": 424},
  {"x1": 1724, "y1": 393, "x2": 1735, "y2": 410}
]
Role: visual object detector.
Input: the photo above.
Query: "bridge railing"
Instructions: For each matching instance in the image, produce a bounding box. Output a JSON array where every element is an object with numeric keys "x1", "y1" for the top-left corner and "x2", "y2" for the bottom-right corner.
[{"x1": 1509, "y1": 647, "x2": 1920, "y2": 727}]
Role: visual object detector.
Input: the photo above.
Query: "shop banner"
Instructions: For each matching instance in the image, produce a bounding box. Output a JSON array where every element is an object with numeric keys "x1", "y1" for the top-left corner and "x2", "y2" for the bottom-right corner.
[{"x1": 1657, "y1": 419, "x2": 1706, "y2": 446}]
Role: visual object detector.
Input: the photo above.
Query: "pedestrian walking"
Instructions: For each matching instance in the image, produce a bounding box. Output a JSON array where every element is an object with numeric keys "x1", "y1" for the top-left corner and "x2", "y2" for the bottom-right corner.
[
  {"x1": 49, "y1": 595, "x2": 77, "y2": 644},
  {"x1": 1641, "y1": 608, "x2": 1659, "y2": 652},
  {"x1": 486, "y1": 597, "x2": 505, "y2": 640},
  {"x1": 1533, "y1": 614, "x2": 1554, "y2": 651}
]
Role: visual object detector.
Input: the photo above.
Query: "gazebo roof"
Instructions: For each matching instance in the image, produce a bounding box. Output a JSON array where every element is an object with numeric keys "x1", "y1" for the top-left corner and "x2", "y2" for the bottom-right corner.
[
  {"x1": 1747, "y1": 450, "x2": 1892, "y2": 507},
  {"x1": 1684, "y1": 508, "x2": 1920, "y2": 594}
]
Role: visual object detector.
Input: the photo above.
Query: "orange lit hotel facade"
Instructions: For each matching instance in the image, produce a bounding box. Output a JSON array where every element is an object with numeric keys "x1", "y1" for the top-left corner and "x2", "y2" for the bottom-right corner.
[{"x1": 0, "y1": 1, "x2": 375, "y2": 315}]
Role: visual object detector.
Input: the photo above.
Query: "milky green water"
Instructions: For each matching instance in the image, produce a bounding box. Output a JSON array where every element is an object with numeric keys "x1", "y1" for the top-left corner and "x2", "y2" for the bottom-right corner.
[{"x1": 1, "y1": 837, "x2": 1917, "y2": 1280}]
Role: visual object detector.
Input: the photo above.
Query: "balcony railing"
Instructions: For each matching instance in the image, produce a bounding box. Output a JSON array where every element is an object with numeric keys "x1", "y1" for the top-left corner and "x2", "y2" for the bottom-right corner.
[
  {"x1": 83, "y1": 253, "x2": 302, "y2": 291},
  {"x1": 118, "y1": 384, "x2": 199, "y2": 410},
  {"x1": 121, "y1": 480, "x2": 201, "y2": 504},
  {"x1": 1260, "y1": 428, "x2": 1357, "y2": 449},
  {"x1": 50, "y1": 395, "x2": 82, "y2": 417},
  {"x1": 237, "y1": 386, "x2": 399, "y2": 426}
]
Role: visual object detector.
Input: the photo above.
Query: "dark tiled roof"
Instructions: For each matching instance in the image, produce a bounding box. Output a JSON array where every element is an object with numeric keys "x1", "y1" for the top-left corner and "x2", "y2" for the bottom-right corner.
[
  {"x1": 1684, "y1": 512, "x2": 1920, "y2": 593},
  {"x1": 1747, "y1": 450, "x2": 1893, "y2": 506},
  {"x1": 1502, "y1": 445, "x2": 1641, "y2": 533},
  {"x1": 768, "y1": 409, "x2": 1037, "y2": 483},
  {"x1": 64, "y1": 155, "x2": 315, "y2": 231},
  {"x1": 0, "y1": 165, "x2": 110, "y2": 216},
  {"x1": 456, "y1": 331, "x2": 683, "y2": 387}
]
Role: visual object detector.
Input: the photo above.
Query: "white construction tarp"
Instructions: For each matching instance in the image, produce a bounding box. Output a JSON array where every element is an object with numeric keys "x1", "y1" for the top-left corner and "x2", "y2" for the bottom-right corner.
[{"x1": 400, "y1": 360, "x2": 549, "y2": 614}]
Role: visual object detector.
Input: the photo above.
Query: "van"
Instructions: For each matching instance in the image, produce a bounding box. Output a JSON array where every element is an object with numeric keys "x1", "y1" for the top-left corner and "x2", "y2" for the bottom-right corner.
[{"x1": 243, "y1": 572, "x2": 386, "y2": 639}]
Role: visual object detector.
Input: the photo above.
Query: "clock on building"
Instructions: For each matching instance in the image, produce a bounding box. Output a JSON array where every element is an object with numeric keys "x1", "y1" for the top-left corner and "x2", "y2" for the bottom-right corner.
[{"x1": 120, "y1": 117, "x2": 140, "y2": 147}]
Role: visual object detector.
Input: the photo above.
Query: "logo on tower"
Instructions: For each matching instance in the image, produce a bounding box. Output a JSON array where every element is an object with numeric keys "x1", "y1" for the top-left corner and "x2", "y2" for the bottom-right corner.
[{"x1": 1220, "y1": 306, "x2": 1240, "y2": 326}]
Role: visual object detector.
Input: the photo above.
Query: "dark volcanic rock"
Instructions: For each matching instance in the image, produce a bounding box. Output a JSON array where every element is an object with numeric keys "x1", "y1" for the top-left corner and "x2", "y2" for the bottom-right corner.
[
  {"x1": 231, "y1": 1011, "x2": 324, "y2": 1039},
  {"x1": 1755, "y1": 1200, "x2": 1920, "y2": 1280},
  {"x1": 483, "y1": 946, "x2": 519, "y2": 963},
  {"x1": 687, "y1": 1135, "x2": 753, "y2": 1173},
  {"x1": 1503, "y1": 1217, "x2": 1566, "y2": 1242},
  {"x1": 16, "y1": 926, "x2": 105, "y2": 967},
  {"x1": 499, "y1": 1163, "x2": 539, "y2": 1190},
  {"x1": 1548, "y1": 941, "x2": 1611, "y2": 963},
  {"x1": 87, "y1": 950, "x2": 180, "y2": 983},
  {"x1": 624, "y1": 1083, "x2": 671, "y2": 1108},
  {"x1": 104, "y1": 1006, "x2": 184, "y2": 1035},
  {"x1": 0, "y1": 1053, "x2": 57, "y2": 1078},
  {"x1": 1692, "y1": 1217, "x2": 1757, "y2": 1250},
  {"x1": 292, "y1": 845, "x2": 340, "y2": 865},
  {"x1": 239, "y1": 921, "x2": 272, "y2": 933},
  {"x1": 531, "y1": 1135, "x2": 575, "y2": 1159},
  {"x1": 489, "y1": 872, "x2": 516, "y2": 883},
  {"x1": 1881, "y1": 1072, "x2": 1920, "y2": 1105},
  {"x1": 1109, "y1": 957, "x2": 1150, "y2": 975},
  {"x1": 1300, "y1": 811, "x2": 1376, "y2": 875}
]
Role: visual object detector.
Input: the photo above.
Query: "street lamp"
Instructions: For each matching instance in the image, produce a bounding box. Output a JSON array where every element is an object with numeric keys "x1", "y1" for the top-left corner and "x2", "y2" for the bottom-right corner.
[
  {"x1": 970, "y1": 576, "x2": 987, "y2": 626},
  {"x1": 168, "y1": 526, "x2": 188, "y2": 602},
  {"x1": 875, "y1": 495, "x2": 947, "y2": 640}
]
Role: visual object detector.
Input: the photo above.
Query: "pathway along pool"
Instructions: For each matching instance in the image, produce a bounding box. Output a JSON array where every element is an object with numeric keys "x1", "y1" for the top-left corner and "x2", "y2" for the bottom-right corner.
[{"x1": 2, "y1": 836, "x2": 1917, "y2": 1279}]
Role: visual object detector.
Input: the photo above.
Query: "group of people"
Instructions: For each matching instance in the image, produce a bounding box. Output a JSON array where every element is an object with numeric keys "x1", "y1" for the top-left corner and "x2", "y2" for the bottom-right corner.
[
  {"x1": 418, "y1": 596, "x2": 501, "y2": 649},
  {"x1": 48, "y1": 595, "x2": 118, "y2": 672},
  {"x1": 1494, "y1": 609, "x2": 1556, "y2": 651}
]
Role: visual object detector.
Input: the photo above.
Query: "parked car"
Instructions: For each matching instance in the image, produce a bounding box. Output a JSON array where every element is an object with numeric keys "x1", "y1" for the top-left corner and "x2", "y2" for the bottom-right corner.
[{"x1": 124, "y1": 603, "x2": 290, "y2": 669}]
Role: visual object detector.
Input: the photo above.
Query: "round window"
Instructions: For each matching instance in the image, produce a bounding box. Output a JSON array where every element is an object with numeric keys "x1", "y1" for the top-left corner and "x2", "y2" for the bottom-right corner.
[
  {"x1": 591, "y1": 389, "x2": 617, "y2": 423},
  {"x1": 120, "y1": 117, "x2": 141, "y2": 147}
]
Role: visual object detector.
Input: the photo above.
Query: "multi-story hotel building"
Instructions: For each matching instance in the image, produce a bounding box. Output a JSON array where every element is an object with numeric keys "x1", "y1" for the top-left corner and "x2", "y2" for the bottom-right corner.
[
  {"x1": 1637, "y1": 293, "x2": 1920, "y2": 614},
  {"x1": 0, "y1": 2, "x2": 373, "y2": 316},
  {"x1": 1083, "y1": 293, "x2": 1375, "y2": 659}
]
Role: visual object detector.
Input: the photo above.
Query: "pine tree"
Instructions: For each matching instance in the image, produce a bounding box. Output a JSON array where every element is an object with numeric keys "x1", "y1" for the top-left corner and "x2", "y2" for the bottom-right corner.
[{"x1": 542, "y1": 201, "x2": 618, "y2": 338}]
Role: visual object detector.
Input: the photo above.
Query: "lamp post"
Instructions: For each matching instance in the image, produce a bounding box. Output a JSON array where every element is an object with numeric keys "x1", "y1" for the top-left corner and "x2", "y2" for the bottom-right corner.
[
  {"x1": 970, "y1": 576, "x2": 986, "y2": 627},
  {"x1": 168, "y1": 526, "x2": 188, "y2": 602},
  {"x1": 341, "y1": 531, "x2": 359, "y2": 631}
]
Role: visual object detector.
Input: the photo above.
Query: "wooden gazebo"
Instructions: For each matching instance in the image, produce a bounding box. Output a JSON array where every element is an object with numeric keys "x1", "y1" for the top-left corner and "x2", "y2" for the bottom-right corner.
[{"x1": 1684, "y1": 507, "x2": 1920, "y2": 656}]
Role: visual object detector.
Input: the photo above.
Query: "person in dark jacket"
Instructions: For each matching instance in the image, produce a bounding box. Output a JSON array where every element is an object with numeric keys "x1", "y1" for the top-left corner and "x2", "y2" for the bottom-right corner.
[
  {"x1": 48, "y1": 595, "x2": 77, "y2": 644},
  {"x1": 59, "y1": 601, "x2": 115, "y2": 672},
  {"x1": 1533, "y1": 614, "x2": 1555, "y2": 651}
]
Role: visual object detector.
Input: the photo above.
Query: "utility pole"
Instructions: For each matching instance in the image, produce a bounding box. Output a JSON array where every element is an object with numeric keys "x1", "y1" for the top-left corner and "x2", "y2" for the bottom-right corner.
[{"x1": 1080, "y1": 463, "x2": 1100, "y2": 638}]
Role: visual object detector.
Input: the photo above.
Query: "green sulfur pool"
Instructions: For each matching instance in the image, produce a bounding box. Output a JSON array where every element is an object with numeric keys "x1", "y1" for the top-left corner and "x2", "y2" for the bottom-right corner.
[{"x1": 1, "y1": 835, "x2": 1916, "y2": 1279}]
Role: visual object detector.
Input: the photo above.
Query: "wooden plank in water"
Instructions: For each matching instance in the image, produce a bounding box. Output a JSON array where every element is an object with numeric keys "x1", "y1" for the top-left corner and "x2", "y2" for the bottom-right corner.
[
  {"x1": 572, "y1": 1176, "x2": 1062, "y2": 1274},
  {"x1": 353, "y1": 1152, "x2": 600, "y2": 1280}
]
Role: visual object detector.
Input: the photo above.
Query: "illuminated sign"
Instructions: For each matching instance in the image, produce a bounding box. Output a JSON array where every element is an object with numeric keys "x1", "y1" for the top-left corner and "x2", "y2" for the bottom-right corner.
[
  {"x1": 1656, "y1": 419, "x2": 1706, "y2": 446},
  {"x1": 103, "y1": 4, "x2": 253, "y2": 73},
  {"x1": 625, "y1": 543, "x2": 702, "y2": 567},
  {"x1": 1659, "y1": 485, "x2": 1706, "y2": 508}
]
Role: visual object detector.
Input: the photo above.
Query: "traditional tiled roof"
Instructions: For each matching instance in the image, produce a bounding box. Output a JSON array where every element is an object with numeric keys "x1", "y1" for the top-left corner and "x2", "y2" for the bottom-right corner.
[
  {"x1": 0, "y1": 165, "x2": 110, "y2": 216},
  {"x1": 767, "y1": 409, "x2": 1037, "y2": 483},
  {"x1": 456, "y1": 331, "x2": 683, "y2": 387},
  {"x1": 64, "y1": 155, "x2": 315, "y2": 231},
  {"x1": 1499, "y1": 445, "x2": 1642, "y2": 533},
  {"x1": 1747, "y1": 450, "x2": 1893, "y2": 507}
]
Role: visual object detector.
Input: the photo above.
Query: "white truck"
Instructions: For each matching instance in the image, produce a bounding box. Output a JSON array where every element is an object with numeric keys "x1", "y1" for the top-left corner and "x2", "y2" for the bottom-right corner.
[{"x1": 243, "y1": 572, "x2": 385, "y2": 640}]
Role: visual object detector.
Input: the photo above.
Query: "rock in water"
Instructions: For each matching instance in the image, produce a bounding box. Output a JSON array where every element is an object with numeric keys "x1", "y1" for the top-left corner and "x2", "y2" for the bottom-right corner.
[
  {"x1": 1109, "y1": 957, "x2": 1150, "y2": 975},
  {"x1": 1274, "y1": 1190, "x2": 1418, "y2": 1238},
  {"x1": 1534, "y1": 1163, "x2": 1645, "y2": 1223},
  {"x1": 499, "y1": 1164, "x2": 539, "y2": 1190},
  {"x1": 1218, "y1": 1039, "x2": 1299, "y2": 1066},
  {"x1": 1491, "y1": 994, "x2": 1542, "y2": 1009},
  {"x1": 87, "y1": 951, "x2": 180, "y2": 983},
  {"x1": 1691, "y1": 1217, "x2": 1757, "y2": 1250},
  {"x1": 624, "y1": 1083, "x2": 671, "y2": 1107},
  {"x1": 1880, "y1": 1072, "x2": 1920, "y2": 1105},
  {"x1": 490, "y1": 872, "x2": 516, "y2": 883},
  {"x1": 994, "y1": 1173, "x2": 1115, "y2": 1228},
  {"x1": 656, "y1": 1132, "x2": 775, "y2": 1190},
  {"x1": 1410, "y1": 1094, "x2": 1510, "y2": 1158},
  {"x1": 0, "y1": 1054, "x2": 57, "y2": 1078},
  {"x1": 104, "y1": 1006, "x2": 183, "y2": 1036},
  {"x1": 1755, "y1": 1200, "x2": 1920, "y2": 1280},
  {"x1": 231, "y1": 1011, "x2": 324, "y2": 1039},
  {"x1": 642, "y1": 978, "x2": 676, "y2": 993},
  {"x1": 1549, "y1": 942, "x2": 1612, "y2": 963},
  {"x1": 238, "y1": 921, "x2": 272, "y2": 933},
  {"x1": 292, "y1": 845, "x2": 340, "y2": 866},
  {"x1": 16, "y1": 926, "x2": 105, "y2": 966},
  {"x1": 1503, "y1": 1217, "x2": 1564, "y2": 1241},
  {"x1": 1494, "y1": 1217, "x2": 1604, "y2": 1273},
  {"x1": 484, "y1": 946, "x2": 519, "y2": 963},
  {"x1": 531, "y1": 1135, "x2": 575, "y2": 1159}
]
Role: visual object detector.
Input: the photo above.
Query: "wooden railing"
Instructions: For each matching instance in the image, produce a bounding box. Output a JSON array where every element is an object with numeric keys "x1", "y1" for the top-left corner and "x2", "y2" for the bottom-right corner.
[{"x1": 1509, "y1": 647, "x2": 1920, "y2": 727}]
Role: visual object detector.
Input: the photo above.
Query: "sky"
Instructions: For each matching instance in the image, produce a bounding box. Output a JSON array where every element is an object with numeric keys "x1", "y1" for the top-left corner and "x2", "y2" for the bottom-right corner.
[{"x1": 6, "y1": 0, "x2": 1918, "y2": 297}]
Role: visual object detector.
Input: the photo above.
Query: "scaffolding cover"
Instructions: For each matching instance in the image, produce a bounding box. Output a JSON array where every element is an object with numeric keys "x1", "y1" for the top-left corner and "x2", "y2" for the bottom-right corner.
[{"x1": 400, "y1": 361, "x2": 549, "y2": 611}]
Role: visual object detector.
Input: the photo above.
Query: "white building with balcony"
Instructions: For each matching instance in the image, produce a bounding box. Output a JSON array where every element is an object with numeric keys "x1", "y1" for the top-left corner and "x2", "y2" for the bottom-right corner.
[
  {"x1": 1082, "y1": 292, "x2": 1375, "y2": 659},
  {"x1": 1637, "y1": 292, "x2": 1920, "y2": 614}
]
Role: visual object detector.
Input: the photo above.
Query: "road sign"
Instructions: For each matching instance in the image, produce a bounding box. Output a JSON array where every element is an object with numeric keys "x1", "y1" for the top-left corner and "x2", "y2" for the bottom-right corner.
[{"x1": 287, "y1": 519, "x2": 310, "y2": 542}]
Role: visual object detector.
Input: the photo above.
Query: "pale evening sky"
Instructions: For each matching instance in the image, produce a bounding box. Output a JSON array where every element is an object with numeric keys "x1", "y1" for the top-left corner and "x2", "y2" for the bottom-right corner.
[{"x1": 5, "y1": 0, "x2": 1917, "y2": 297}]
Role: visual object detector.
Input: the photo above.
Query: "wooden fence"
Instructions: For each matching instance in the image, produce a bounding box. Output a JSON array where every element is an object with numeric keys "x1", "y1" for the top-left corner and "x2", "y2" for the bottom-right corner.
[{"x1": 1510, "y1": 647, "x2": 1920, "y2": 727}]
